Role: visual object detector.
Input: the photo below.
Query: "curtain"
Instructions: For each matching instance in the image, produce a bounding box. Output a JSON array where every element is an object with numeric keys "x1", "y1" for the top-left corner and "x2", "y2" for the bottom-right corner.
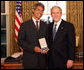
[
  {"x1": 9, "y1": 1, "x2": 38, "y2": 55},
  {"x1": 66, "y1": 1, "x2": 83, "y2": 52}
]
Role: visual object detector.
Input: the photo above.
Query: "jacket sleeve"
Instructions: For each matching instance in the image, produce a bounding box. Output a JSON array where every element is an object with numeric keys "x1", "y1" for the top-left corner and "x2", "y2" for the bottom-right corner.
[
  {"x1": 67, "y1": 23, "x2": 76, "y2": 60},
  {"x1": 17, "y1": 23, "x2": 35, "y2": 54}
]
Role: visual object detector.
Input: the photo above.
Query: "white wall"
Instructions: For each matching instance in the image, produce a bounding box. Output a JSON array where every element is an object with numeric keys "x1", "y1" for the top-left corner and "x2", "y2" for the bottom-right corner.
[{"x1": 39, "y1": 1, "x2": 66, "y2": 22}]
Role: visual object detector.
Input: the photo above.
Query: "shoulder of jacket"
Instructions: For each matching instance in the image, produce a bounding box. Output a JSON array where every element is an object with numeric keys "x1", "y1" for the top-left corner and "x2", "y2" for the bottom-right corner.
[
  {"x1": 62, "y1": 19, "x2": 73, "y2": 26},
  {"x1": 41, "y1": 20, "x2": 47, "y2": 25},
  {"x1": 22, "y1": 19, "x2": 32, "y2": 25}
]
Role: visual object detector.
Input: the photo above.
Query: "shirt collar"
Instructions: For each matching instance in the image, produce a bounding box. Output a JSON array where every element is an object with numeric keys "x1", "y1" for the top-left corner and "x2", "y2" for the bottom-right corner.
[
  {"x1": 54, "y1": 19, "x2": 62, "y2": 26},
  {"x1": 32, "y1": 17, "x2": 40, "y2": 24}
]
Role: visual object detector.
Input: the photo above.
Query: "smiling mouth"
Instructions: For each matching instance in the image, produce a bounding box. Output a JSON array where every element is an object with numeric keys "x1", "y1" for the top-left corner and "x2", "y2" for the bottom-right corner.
[
  {"x1": 38, "y1": 14, "x2": 42, "y2": 16},
  {"x1": 37, "y1": 14, "x2": 42, "y2": 18},
  {"x1": 54, "y1": 16, "x2": 58, "y2": 18}
]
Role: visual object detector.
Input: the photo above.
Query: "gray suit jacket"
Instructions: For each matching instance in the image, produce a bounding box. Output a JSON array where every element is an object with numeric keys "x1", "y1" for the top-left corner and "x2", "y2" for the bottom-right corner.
[{"x1": 18, "y1": 19, "x2": 48, "y2": 69}]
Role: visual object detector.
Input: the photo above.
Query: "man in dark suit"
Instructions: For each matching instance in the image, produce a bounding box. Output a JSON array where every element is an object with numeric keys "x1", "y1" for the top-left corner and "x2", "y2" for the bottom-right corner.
[
  {"x1": 18, "y1": 3, "x2": 48, "y2": 69},
  {"x1": 48, "y1": 6, "x2": 76, "y2": 69}
]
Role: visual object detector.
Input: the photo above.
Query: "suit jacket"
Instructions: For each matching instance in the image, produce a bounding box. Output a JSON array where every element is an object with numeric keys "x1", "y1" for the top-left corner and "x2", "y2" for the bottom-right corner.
[
  {"x1": 18, "y1": 19, "x2": 48, "y2": 69},
  {"x1": 48, "y1": 19, "x2": 76, "y2": 68}
]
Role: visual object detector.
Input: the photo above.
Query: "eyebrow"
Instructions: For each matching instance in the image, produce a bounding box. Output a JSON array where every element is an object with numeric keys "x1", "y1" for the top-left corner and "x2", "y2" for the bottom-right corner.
[{"x1": 37, "y1": 8, "x2": 43, "y2": 11}]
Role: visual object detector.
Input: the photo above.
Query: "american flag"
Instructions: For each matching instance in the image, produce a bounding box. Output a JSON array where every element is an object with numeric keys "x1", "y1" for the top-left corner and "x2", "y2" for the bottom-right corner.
[{"x1": 15, "y1": 1, "x2": 23, "y2": 41}]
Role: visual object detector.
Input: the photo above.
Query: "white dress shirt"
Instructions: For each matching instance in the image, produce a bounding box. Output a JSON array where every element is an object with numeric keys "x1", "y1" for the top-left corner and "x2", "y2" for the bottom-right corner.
[
  {"x1": 53, "y1": 19, "x2": 62, "y2": 32},
  {"x1": 32, "y1": 17, "x2": 40, "y2": 29}
]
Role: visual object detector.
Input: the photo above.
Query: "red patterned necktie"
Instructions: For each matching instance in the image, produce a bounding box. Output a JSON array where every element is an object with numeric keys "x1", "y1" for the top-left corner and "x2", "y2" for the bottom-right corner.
[{"x1": 36, "y1": 21, "x2": 38, "y2": 31}]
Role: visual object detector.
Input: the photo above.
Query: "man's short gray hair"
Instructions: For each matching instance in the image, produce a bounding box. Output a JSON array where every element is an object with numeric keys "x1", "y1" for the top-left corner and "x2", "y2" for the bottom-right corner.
[{"x1": 51, "y1": 6, "x2": 62, "y2": 13}]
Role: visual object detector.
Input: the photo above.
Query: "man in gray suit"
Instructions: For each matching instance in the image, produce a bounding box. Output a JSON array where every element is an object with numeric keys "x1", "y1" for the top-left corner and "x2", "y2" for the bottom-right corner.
[{"x1": 18, "y1": 3, "x2": 48, "y2": 69}]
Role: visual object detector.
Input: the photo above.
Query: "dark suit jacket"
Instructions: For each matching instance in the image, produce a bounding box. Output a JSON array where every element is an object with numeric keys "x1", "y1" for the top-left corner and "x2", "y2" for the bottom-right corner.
[
  {"x1": 18, "y1": 19, "x2": 48, "y2": 69},
  {"x1": 48, "y1": 19, "x2": 76, "y2": 68}
]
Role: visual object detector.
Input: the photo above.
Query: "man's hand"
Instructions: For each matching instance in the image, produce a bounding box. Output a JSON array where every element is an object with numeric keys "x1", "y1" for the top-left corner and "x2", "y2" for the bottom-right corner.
[
  {"x1": 66, "y1": 60, "x2": 73, "y2": 69},
  {"x1": 34, "y1": 46, "x2": 42, "y2": 53},
  {"x1": 34, "y1": 46, "x2": 47, "y2": 54}
]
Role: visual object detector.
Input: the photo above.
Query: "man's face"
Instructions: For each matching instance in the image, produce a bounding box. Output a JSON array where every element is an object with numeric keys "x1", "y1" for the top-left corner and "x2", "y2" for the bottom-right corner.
[
  {"x1": 51, "y1": 8, "x2": 62, "y2": 23},
  {"x1": 33, "y1": 6, "x2": 44, "y2": 20}
]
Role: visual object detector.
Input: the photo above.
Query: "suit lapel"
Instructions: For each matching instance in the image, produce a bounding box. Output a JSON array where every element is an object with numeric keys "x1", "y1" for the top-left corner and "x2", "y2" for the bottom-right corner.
[
  {"x1": 39, "y1": 20, "x2": 43, "y2": 33},
  {"x1": 31, "y1": 19, "x2": 43, "y2": 33},
  {"x1": 30, "y1": 19, "x2": 38, "y2": 32},
  {"x1": 54, "y1": 20, "x2": 65, "y2": 41},
  {"x1": 50, "y1": 22, "x2": 54, "y2": 41}
]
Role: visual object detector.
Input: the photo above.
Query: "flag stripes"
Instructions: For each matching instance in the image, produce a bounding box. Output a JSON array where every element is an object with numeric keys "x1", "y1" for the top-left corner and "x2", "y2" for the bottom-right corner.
[{"x1": 15, "y1": 1, "x2": 23, "y2": 41}]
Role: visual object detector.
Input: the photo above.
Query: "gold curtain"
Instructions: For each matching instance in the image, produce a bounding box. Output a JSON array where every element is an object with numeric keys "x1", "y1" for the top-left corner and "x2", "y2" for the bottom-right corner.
[
  {"x1": 66, "y1": 1, "x2": 83, "y2": 52},
  {"x1": 22, "y1": 1, "x2": 38, "y2": 22},
  {"x1": 9, "y1": 1, "x2": 38, "y2": 55}
]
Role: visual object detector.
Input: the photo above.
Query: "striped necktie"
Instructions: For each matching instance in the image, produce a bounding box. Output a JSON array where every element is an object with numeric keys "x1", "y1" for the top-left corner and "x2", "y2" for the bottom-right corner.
[{"x1": 53, "y1": 24, "x2": 57, "y2": 40}]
